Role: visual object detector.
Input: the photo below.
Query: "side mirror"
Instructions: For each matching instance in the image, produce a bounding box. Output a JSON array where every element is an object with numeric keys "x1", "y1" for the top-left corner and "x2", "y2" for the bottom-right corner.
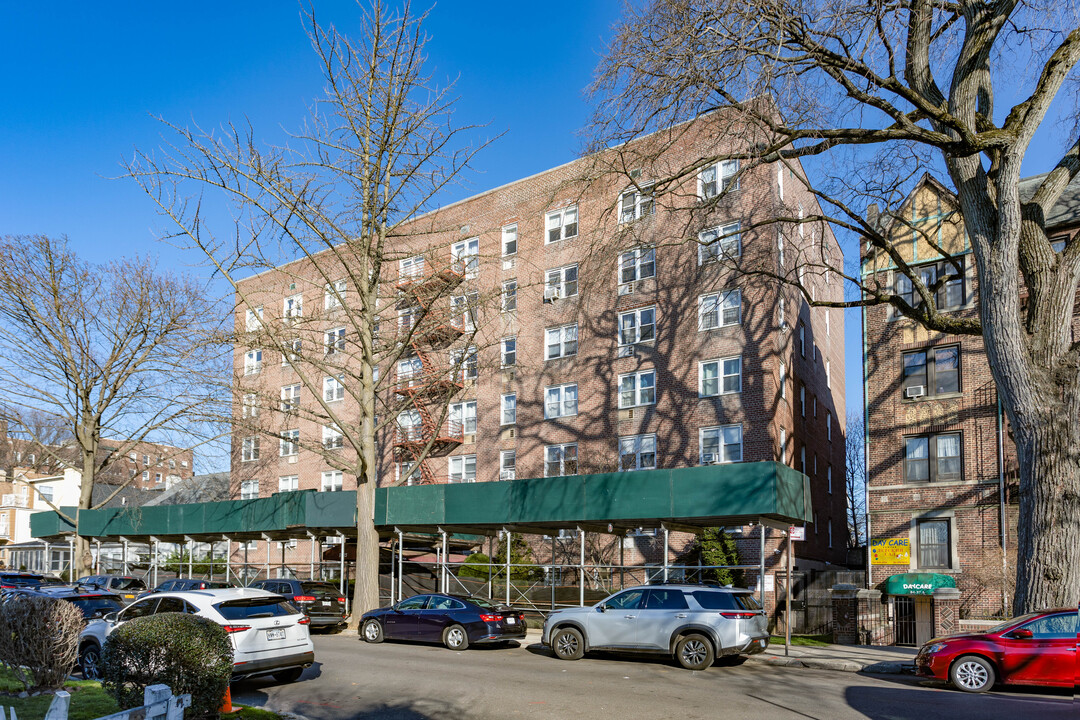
[
  {"x1": 1009, "y1": 628, "x2": 1034, "y2": 639},
  {"x1": 596, "y1": 604, "x2": 607, "y2": 613},
  {"x1": 103, "y1": 611, "x2": 119, "y2": 623}
]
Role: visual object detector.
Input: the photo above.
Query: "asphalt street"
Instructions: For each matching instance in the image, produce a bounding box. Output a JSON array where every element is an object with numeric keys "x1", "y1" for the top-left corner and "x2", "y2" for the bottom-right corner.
[{"x1": 231, "y1": 633, "x2": 1077, "y2": 720}]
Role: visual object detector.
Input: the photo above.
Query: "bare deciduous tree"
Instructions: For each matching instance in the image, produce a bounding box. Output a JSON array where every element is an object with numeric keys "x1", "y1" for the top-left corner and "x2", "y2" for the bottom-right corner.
[
  {"x1": 845, "y1": 410, "x2": 867, "y2": 549},
  {"x1": 588, "y1": 0, "x2": 1080, "y2": 613},
  {"x1": 0, "y1": 234, "x2": 227, "y2": 577},
  {"x1": 127, "y1": 1, "x2": 498, "y2": 622}
]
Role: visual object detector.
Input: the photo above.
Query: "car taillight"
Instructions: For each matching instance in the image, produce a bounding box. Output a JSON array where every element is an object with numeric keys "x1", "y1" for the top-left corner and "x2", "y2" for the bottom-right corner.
[
  {"x1": 293, "y1": 595, "x2": 316, "y2": 603},
  {"x1": 297, "y1": 616, "x2": 311, "y2": 625},
  {"x1": 479, "y1": 613, "x2": 503, "y2": 622},
  {"x1": 223, "y1": 624, "x2": 251, "y2": 633},
  {"x1": 337, "y1": 597, "x2": 346, "y2": 603},
  {"x1": 720, "y1": 611, "x2": 760, "y2": 619}
]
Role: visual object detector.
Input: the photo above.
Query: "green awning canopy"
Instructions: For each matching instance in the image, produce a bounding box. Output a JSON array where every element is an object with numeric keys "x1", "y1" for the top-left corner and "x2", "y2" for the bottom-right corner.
[
  {"x1": 884, "y1": 573, "x2": 957, "y2": 596},
  {"x1": 30, "y1": 461, "x2": 811, "y2": 542}
]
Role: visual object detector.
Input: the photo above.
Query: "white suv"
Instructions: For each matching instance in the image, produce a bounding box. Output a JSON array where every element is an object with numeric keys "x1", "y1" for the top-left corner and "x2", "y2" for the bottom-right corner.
[{"x1": 79, "y1": 588, "x2": 315, "y2": 682}]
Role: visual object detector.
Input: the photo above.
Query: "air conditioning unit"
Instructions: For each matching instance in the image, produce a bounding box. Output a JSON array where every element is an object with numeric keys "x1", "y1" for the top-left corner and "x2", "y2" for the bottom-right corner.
[
  {"x1": 543, "y1": 286, "x2": 559, "y2": 302},
  {"x1": 618, "y1": 345, "x2": 636, "y2": 358},
  {"x1": 502, "y1": 258, "x2": 515, "y2": 270},
  {"x1": 905, "y1": 385, "x2": 926, "y2": 399},
  {"x1": 500, "y1": 469, "x2": 516, "y2": 481},
  {"x1": 701, "y1": 453, "x2": 717, "y2": 465},
  {"x1": 626, "y1": 408, "x2": 635, "y2": 420},
  {"x1": 618, "y1": 282, "x2": 635, "y2": 296}
]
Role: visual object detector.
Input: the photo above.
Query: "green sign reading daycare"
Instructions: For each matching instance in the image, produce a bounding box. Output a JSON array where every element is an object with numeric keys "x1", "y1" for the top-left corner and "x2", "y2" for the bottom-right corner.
[{"x1": 884, "y1": 573, "x2": 957, "y2": 596}]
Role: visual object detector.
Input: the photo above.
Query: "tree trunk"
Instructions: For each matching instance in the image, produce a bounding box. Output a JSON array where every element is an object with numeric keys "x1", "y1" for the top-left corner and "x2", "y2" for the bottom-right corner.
[
  {"x1": 75, "y1": 433, "x2": 97, "y2": 580},
  {"x1": 350, "y1": 480, "x2": 380, "y2": 629}
]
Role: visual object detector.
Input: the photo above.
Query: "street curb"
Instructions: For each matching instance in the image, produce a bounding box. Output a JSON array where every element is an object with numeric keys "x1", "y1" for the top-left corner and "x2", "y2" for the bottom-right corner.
[{"x1": 745, "y1": 654, "x2": 913, "y2": 675}]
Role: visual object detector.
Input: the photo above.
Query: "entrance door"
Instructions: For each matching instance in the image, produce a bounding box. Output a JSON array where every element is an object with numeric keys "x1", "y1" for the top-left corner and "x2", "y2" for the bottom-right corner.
[
  {"x1": 914, "y1": 596, "x2": 934, "y2": 645},
  {"x1": 894, "y1": 597, "x2": 916, "y2": 645}
]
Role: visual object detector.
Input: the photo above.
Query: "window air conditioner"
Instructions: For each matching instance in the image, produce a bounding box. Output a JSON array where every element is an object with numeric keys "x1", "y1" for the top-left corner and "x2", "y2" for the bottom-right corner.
[
  {"x1": 618, "y1": 345, "x2": 636, "y2": 358},
  {"x1": 543, "y1": 286, "x2": 559, "y2": 302},
  {"x1": 500, "y1": 469, "x2": 516, "y2": 481},
  {"x1": 618, "y1": 282, "x2": 635, "y2": 296},
  {"x1": 701, "y1": 453, "x2": 717, "y2": 465},
  {"x1": 905, "y1": 385, "x2": 926, "y2": 399}
]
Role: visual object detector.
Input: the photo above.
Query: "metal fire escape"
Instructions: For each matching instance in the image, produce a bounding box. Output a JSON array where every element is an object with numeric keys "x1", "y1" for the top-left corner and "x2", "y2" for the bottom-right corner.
[{"x1": 392, "y1": 259, "x2": 466, "y2": 485}]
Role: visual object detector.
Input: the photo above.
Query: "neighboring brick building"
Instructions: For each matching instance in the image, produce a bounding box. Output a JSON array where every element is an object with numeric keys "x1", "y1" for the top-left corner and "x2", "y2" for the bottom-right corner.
[
  {"x1": 862, "y1": 173, "x2": 1080, "y2": 619},
  {"x1": 230, "y1": 114, "x2": 849, "y2": 594}
]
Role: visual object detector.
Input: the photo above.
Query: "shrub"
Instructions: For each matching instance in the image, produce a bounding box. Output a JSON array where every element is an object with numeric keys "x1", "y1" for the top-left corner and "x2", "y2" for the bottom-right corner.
[
  {"x1": 458, "y1": 553, "x2": 491, "y2": 579},
  {"x1": 102, "y1": 613, "x2": 232, "y2": 718},
  {"x1": 0, "y1": 595, "x2": 82, "y2": 691}
]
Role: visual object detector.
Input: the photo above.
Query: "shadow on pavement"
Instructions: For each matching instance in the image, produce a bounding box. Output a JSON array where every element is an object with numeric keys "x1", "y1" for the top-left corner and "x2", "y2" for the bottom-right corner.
[{"x1": 845, "y1": 680, "x2": 1077, "y2": 720}]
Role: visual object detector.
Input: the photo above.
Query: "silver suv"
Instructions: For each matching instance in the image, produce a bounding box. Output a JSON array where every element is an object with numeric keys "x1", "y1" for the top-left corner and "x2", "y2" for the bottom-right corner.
[{"x1": 541, "y1": 584, "x2": 769, "y2": 670}]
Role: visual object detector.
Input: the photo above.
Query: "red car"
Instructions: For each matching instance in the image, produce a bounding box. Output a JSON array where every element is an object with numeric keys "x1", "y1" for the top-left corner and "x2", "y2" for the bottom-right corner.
[{"x1": 916, "y1": 608, "x2": 1077, "y2": 692}]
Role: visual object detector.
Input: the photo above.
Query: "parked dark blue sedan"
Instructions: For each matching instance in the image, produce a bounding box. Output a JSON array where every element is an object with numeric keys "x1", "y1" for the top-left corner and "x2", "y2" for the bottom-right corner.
[{"x1": 360, "y1": 593, "x2": 526, "y2": 650}]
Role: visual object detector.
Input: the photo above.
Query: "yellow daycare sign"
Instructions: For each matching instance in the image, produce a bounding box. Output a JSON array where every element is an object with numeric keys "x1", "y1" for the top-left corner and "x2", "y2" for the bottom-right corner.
[{"x1": 871, "y1": 538, "x2": 910, "y2": 565}]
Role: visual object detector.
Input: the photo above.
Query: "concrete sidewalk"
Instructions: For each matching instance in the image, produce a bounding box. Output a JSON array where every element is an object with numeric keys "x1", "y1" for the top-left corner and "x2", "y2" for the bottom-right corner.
[{"x1": 523, "y1": 627, "x2": 917, "y2": 675}]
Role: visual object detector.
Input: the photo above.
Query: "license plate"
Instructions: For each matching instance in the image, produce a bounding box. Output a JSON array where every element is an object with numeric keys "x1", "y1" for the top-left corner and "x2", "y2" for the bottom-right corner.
[
  {"x1": 266, "y1": 629, "x2": 286, "y2": 641},
  {"x1": 322, "y1": 601, "x2": 331, "y2": 607},
  {"x1": 124, "y1": 594, "x2": 134, "y2": 599},
  {"x1": 506, "y1": 617, "x2": 516, "y2": 625}
]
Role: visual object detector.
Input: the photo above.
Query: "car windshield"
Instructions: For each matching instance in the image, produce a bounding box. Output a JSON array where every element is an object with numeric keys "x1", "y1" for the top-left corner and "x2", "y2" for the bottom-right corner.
[
  {"x1": 70, "y1": 597, "x2": 123, "y2": 619},
  {"x1": 111, "y1": 578, "x2": 146, "y2": 591},
  {"x1": 215, "y1": 598, "x2": 298, "y2": 620},
  {"x1": 985, "y1": 613, "x2": 1043, "y2": 634}
]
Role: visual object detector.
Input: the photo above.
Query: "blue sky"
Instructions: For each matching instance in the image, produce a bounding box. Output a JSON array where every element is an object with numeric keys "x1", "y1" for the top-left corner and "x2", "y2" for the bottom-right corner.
[{"x1": 1, "y1": 2, "x2": 1072, "y2": 469}]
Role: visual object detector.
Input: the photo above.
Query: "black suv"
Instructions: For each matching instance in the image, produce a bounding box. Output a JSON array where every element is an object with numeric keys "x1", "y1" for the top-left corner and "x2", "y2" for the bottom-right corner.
[
  {"x1": 0, "y1": 572, "x2": 64, "y2": 590},
  {"x1": 140, "y1": 578, "x2": 237, "y2": 598},
  {"x1": 77, "y1": 575, "x2": 148, "y2": 604},
  {"x1": 247, "y1": 579, "x2": 347, "y2": 629},
  {"x1": 3, "y1": 584, "x2": 124, "y2": 620}
]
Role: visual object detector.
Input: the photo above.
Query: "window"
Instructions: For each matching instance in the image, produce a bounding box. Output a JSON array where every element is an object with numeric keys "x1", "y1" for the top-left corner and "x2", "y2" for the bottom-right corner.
[
  {"x1": 826, "y1": 412, "x2": 832, "y2": 441},
  {"x1": 502, "y1": 224, "x2": 518, "y2": 256},
  {"x1": 282, "y1": 338, "x2": 300, "y2": 366},
  {"x1": 545, "y1": 444, "x2": 578, "y2": 476},
  {"x1": 546, "y1": 206, "x2": 578, "y2": 243},
  {"x1": 779, "y1": 427, "x2": 786, "y2": 462},
  {"x1": 618, "y1": 369, "x2": 656, "y2": 408},
  {"x1": 699, "y1": 159, "x2": 739, "y2": 198},
  {"x1": 620, "y1": 247, "x2": 655, "y2": 284},
  {"x1": 278, "y1": 475, "x2": 299, "y2": 493},
  {"x1": 322, "y1": 424, "x2": 343, "y2": 450},
  {"x1": 777, "y1": 228, "x2": 785, "y2": 267},
  {"x1": 700, "y1": 425, "x2": 743, "y2": 464},
  {"x1": 917, "y1": 518, "x2": 951, "y2": 569},
  {"x1": 242, "y1": 393, "x2": 258, "y2": 419},
  {"x1": 245, "y1": 307, "x2": 263, "y2": 332},
  {"x1": 828, "y1": 518, "x2": 833, "y2": 549},
  {"x1": 501, "y1": 393, "x2": 516, "y2": 425},
  {"x1": 399, "y1": 255, "x2": 424, "y2": 280},
  {"x1": 153, "y1": 472, "x2": 162, "y2": 484},
  {"x1": 799, "y1": 324, "x2": 805, "y2": 357},
  {"x1": 904, "y1": 432, "x2": 961, "y2": 482},
  {"x1": 500, "y1": 450, "x2": 516, "y2": 481},
  {"x1": 398, "y1": 305, "x2": 419, "y2": 333},
  {"x1": 321, "y1": 471, "x2": 343, "y2": 492},
  {"x1": 502, "y1": 279, "x2": 517, "y2": 312},
  {"x1": 545, "y1": 264, "x2": 578, "y2": 299},
  {"x1": 240, "y1": 480, "x2": 259, "y2": 500},
  {"x1": 903, "y1": 346, "x2": 961, "y2": 397},
  {"x1": 244, "y1": 350, "x2": 262, "y2": 375},
  {"x1": 324, "y1": 279, "x2": 347, "y2": 310},
  {"x1": 283, "y1": 293, "x2": 303, "y2": 320},
  {"x1": 324, "y1": 375, "x2": 345, "y2": 402},
  {"x1": 451, "y1": 237, "x2": 480, "y2": 279},
  {"x1": 800, "y1": 445, "x2": 806, "y2": 474},
  {"x1": 325, "y1": 327, "x2": 346, "y2": 355},
  {"x1": 779, "y1": 362, "x2": 787, "y2": 399},
  {"x1": 279, "y1": 429, "x2": 299, "y2": 457},
  {"x1": 698, "y1": 289, "x2": 741, "y2": 329},
  {"x1": 450, "y1": 346, "x2": 478, "y2": 381},
  {"x1": 619, "y1": 434, "x2": 657, "y2": 471},
  {"x1": 1017, "y1": 612, "x2": 1077, "y2": 639},
  {"x1": 501, "y1": 337, "x2": 516, "y2": 367},
  {"x1": 699, "y1": 357, "x2": 741, "y2": 397},
  {"x1": 241, "y1": 437, "x2": 260, "y2": 462},
  {"x1": 827, "y1": 465, "x2": 833, "y2": 494},
  {"x1": 825, "y1": 309, "x2": 830, "y2": 336},
  {"x1": 141, "y1": 470, "x2": 149, "y2": 482},
  {"x1": 826, "y1": 361, "x2": 831, "y2": 388},
  {"x1": 1050, "y1": 236, "x2": 1068, "y2": 253},
  {"x1": 545, "y1": 383, "x2": 578, "y2": 419},
  {"x1": 698, "y1": 223, "x2": 742, "y2": 264},
  {"x1": 800, "y1": 385, "x2": 805, "y2": 417},
  {"x1": 618, "y1": 185, "x2": 654, "y2": 223},
  {"x1": 449, "y1": 400, "x2": 477, "y2": 435},
  {"x1": 618, "y1": 306, "x2": 655, "y2": 345},
  {"x1": 897, "y1": 258, "x2": 966, "y2": 311},
  {"x1": 280, "y1": 384, "x2": 301, "y2": 413},
  {"x1": 38, "y1": 485, "x2": 54, "y2": 502},
  {"x1": 448, "y1": 455, "x2": 476, "y2": 483},
  {"x1": 778, "y1": 297, "x2": 786, "y2": 329},
  {"x1": 545, "y1": 324, "x2": 578, "y2": 360},
  {"x1": 450, "y1": 292, "x2": 478, "y2": 331},
  {"x1": 397, "y1": 462, "x2": 421, "y2": 485}
]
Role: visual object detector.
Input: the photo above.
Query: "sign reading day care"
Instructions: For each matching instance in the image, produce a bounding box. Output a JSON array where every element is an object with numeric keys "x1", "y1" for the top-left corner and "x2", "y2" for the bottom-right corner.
[{"x1": 870, "y1": 538, "x2": 910, "y2": 565}]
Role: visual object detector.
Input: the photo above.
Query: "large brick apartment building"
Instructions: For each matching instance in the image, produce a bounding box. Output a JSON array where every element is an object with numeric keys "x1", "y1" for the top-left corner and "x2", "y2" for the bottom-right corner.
[
  {"x1": 862, "y1": 173, "x2": 1080, "y2": 619},
  {"x1": 230, "y1": 114, "x2": 849, "y2": 590}
]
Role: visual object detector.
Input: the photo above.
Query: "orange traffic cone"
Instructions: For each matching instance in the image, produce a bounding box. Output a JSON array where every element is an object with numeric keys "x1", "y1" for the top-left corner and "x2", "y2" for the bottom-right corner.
[{"x1": 220, "y1": 685, "x2": 233, "y2": 714}]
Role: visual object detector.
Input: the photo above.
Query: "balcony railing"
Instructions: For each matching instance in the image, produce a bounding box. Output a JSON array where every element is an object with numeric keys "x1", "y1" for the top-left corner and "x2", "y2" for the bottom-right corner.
[
  {"x1": 0, "y1": 494, "x2": 29, "y2": 508},
  {"x1": 393, "y1": 419, "x2": 464, "y2": 446}
]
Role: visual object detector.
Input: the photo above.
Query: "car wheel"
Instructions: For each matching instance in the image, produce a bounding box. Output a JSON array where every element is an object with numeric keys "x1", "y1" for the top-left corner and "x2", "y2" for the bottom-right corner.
[
  {"x1": 551, "y1": 627, "x2": 584, "y2": 661},
  {"x1": 950, "y1": 655, "x2": 995, "y2": 693},
  {"x1": 272, "y1": 667, "x2": 304, "y2": 683},
  {"x1": 79, "y1": 643, "x2": 102, "y2": 680},
  {"x1": 362, "y1": 619, "x2": 384, "y2": 643},
  {"x1": 443, "y1": 624, "x2": 469, "y2": 651},
  {"x1": 675, "y1": 633, "x2": 714, "y2": 671}
]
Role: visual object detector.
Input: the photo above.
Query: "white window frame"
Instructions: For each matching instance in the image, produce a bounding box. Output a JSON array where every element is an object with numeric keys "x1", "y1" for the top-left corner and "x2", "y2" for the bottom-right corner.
[
  {"x1": 546, "y1": 206, "x2": 578, "y2": 244},
  {"x1": 280, "y1": 384, "x2": 301, "y2": 413},
  {"x1": 242, "y1": 393, "x2": 259, "y2": 419},
  {"x1": 397, "y1": 462, "x2": 421, "y2": 486},
  {"x1": 450, "y1": 292, "x2": 478, "y2": 331},
  {"x1": 699, "y1": 424, "x2": 743, "y2": 464},
  {"x1": 324, "y1": 375, "x2": 345, "y2": 402},
  {"x1": 501, "y1": 393, "x2": 517, "y2": 426},
  {"x1": 618, "y1": 185, "x2": 654, "y2": 223},
  {"x1": 698, "y1": 289, "x2": 741, "y2": 330},
  {"x1": 502, "y1": 279, "x2": 517, "y2": 312},
  {"x1": 399, "y1": 254, "x2": 424, "y2": 280},
  {"x1": 451, "y1": 237, "x2": 480, "y2": 279},
  {"x1": 827, "y1": 465, "x2": 833, "y2": 494},
  {"x1": 281, "y1": 338, "x2": 300, "y2": 367},
  {"x1": 544, "y1": 383, "x2": 578, "y2": 419},
  {"x1": 618, "y1": 369, "x2": 656, "y2": 408},
  {"x1": 448, "y1": 454, "x2": 477, "y2": 483},
  {"x1": 325, "y1": 327, "x2": 346, "y2": 355},
  {"x1": 322, "y1": 424, "x2": 344, "y2": 450},
  {"x1": 278, "y1": 475, "x2": 299, "y2": 493},
  {"x1": 449, "y1": 400, "x2": 477, "y2": 435},
  {"x1": 240, "y1": 479, "x2": 259, "y2": 500},
  {"x1": 241, "y1": 436, "x2": 260, "y2": 462},
  {"x1": 324, "y1": 279, "x2": 347, "y2": 310},
  {"x1": 502, "y1": 224, "x2": 518, "y2": 256},
  {"x1": 321, "y1": 471, "x2": 343, "y2": 492},
  {"x1": 245, "y1": 307, "x2": 263, "y2": 332},
  {"x1": 698, "y1": 159, "x2": 739, "y2": 199},
  {"x1": 827, "y1": 411, "x2": 833, "y2": 441},
  {"x1": 279, "y1": 429, "x2": 299, "y2": 457},
  {"x1": 545, "y1": 264, "x2": 578, "y2": 299},
  {"x1": 779, "y1": 362, "x2": 787, "y2": 399},
  {"x1": 618, "y1": 306, "x2": 656, "y2": 346},
  {"x1": 500, "y1": 450, "x2": 516, "y2": 481},
  {"x1": 699, "y1": 357, "x2": 742, "y2": 397},
  {"x1": 620, "y1": 246, "x2": 655, "y2": 284},
  {"x1": 450, "y1": 346, "x2": 478, "y2": 381},
  {"x1": 619, "y1": 434, "x2": 657, "y2": 471},
  {"x1": 800, "y1": 385, "x2": 806, "y2": 417},
  {"x1": 545, "y1": 324, "x2": 578, "y2": 360},
  {"x1": 545, "y1": 443, "x2": 578, "y2": 477},
  {"x1": 501, "y1": 337, "x2": 516, "y2": 368},
  {"x1": 283, "y1": 293, "x2": 303, "y2": 320},
  {"x1": 244, "y1": 349, "x2": 262, "y2": 376},
  {"x1": 698, "y1": 222, "x2": 742, "y2": 264}
]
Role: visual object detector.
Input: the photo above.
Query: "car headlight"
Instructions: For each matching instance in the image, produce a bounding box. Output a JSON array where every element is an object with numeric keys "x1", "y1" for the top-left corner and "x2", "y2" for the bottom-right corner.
[{"x1": 925, "y1": 642, "x2": 947, "y2": 654}]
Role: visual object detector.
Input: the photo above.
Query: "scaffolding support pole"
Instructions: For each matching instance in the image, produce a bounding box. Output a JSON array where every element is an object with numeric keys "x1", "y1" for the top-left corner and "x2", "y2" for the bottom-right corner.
[
  {"x1": 262, "y1": 534, "x2": 272, "y2": 581},
  {"x1": 225, "y1": 537, "x2": 232, "y2": 584},
  {"x1": 208, "y1": 541, "x2": 214, "y2": 581},
  {"x1": 389, "y1": 536, "x2": 395, "y2": 605},
  {"x1": 43, "y1": 541, "x2": 50, "y2": 576},
  {"x1": 578, "y1": 528, "x2": 585, "y2": 607},
  {"x1": 396, "y1": 528, "x2": 404, "y2": 604},
  {"x1": 440, "y1": 528, "x2": 448, "y2": 594},
  {"x1": 550, "y1": 535, "x2": 556, "y2": 612},
  {"x1": 504, "y1": 530, "x2": 511, "y2": 607},
  {"x1": 338, "y1": 532, "x2": 346, "y2": 601},
  {"x1": 619, "y1": 534, "x2": 625, "y2": 589},
  {"x1": 68, "y1": 536, "x2": 74, "y2": 582},
  {"x1": 759, "y1": 523, "x2": 767, "y2": 607},
  {"x1": 121, "y1": 538, "x2": 129, "y2": 575},
  {"x1": 94, "y1": 539, "x2": 101, "y2": 574},
  {"x1": 152, "y1": 538, "x2": 159, "y2": 588},
  {"x1": 662, "y1": 525, "x2": 670, "y2": 583},
  {"x1": 308, "y1": 532, "x2": 316, "y2": 580},
  {"x1": 186, "y1": 537, "x2": 193, "y2": 579}
]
